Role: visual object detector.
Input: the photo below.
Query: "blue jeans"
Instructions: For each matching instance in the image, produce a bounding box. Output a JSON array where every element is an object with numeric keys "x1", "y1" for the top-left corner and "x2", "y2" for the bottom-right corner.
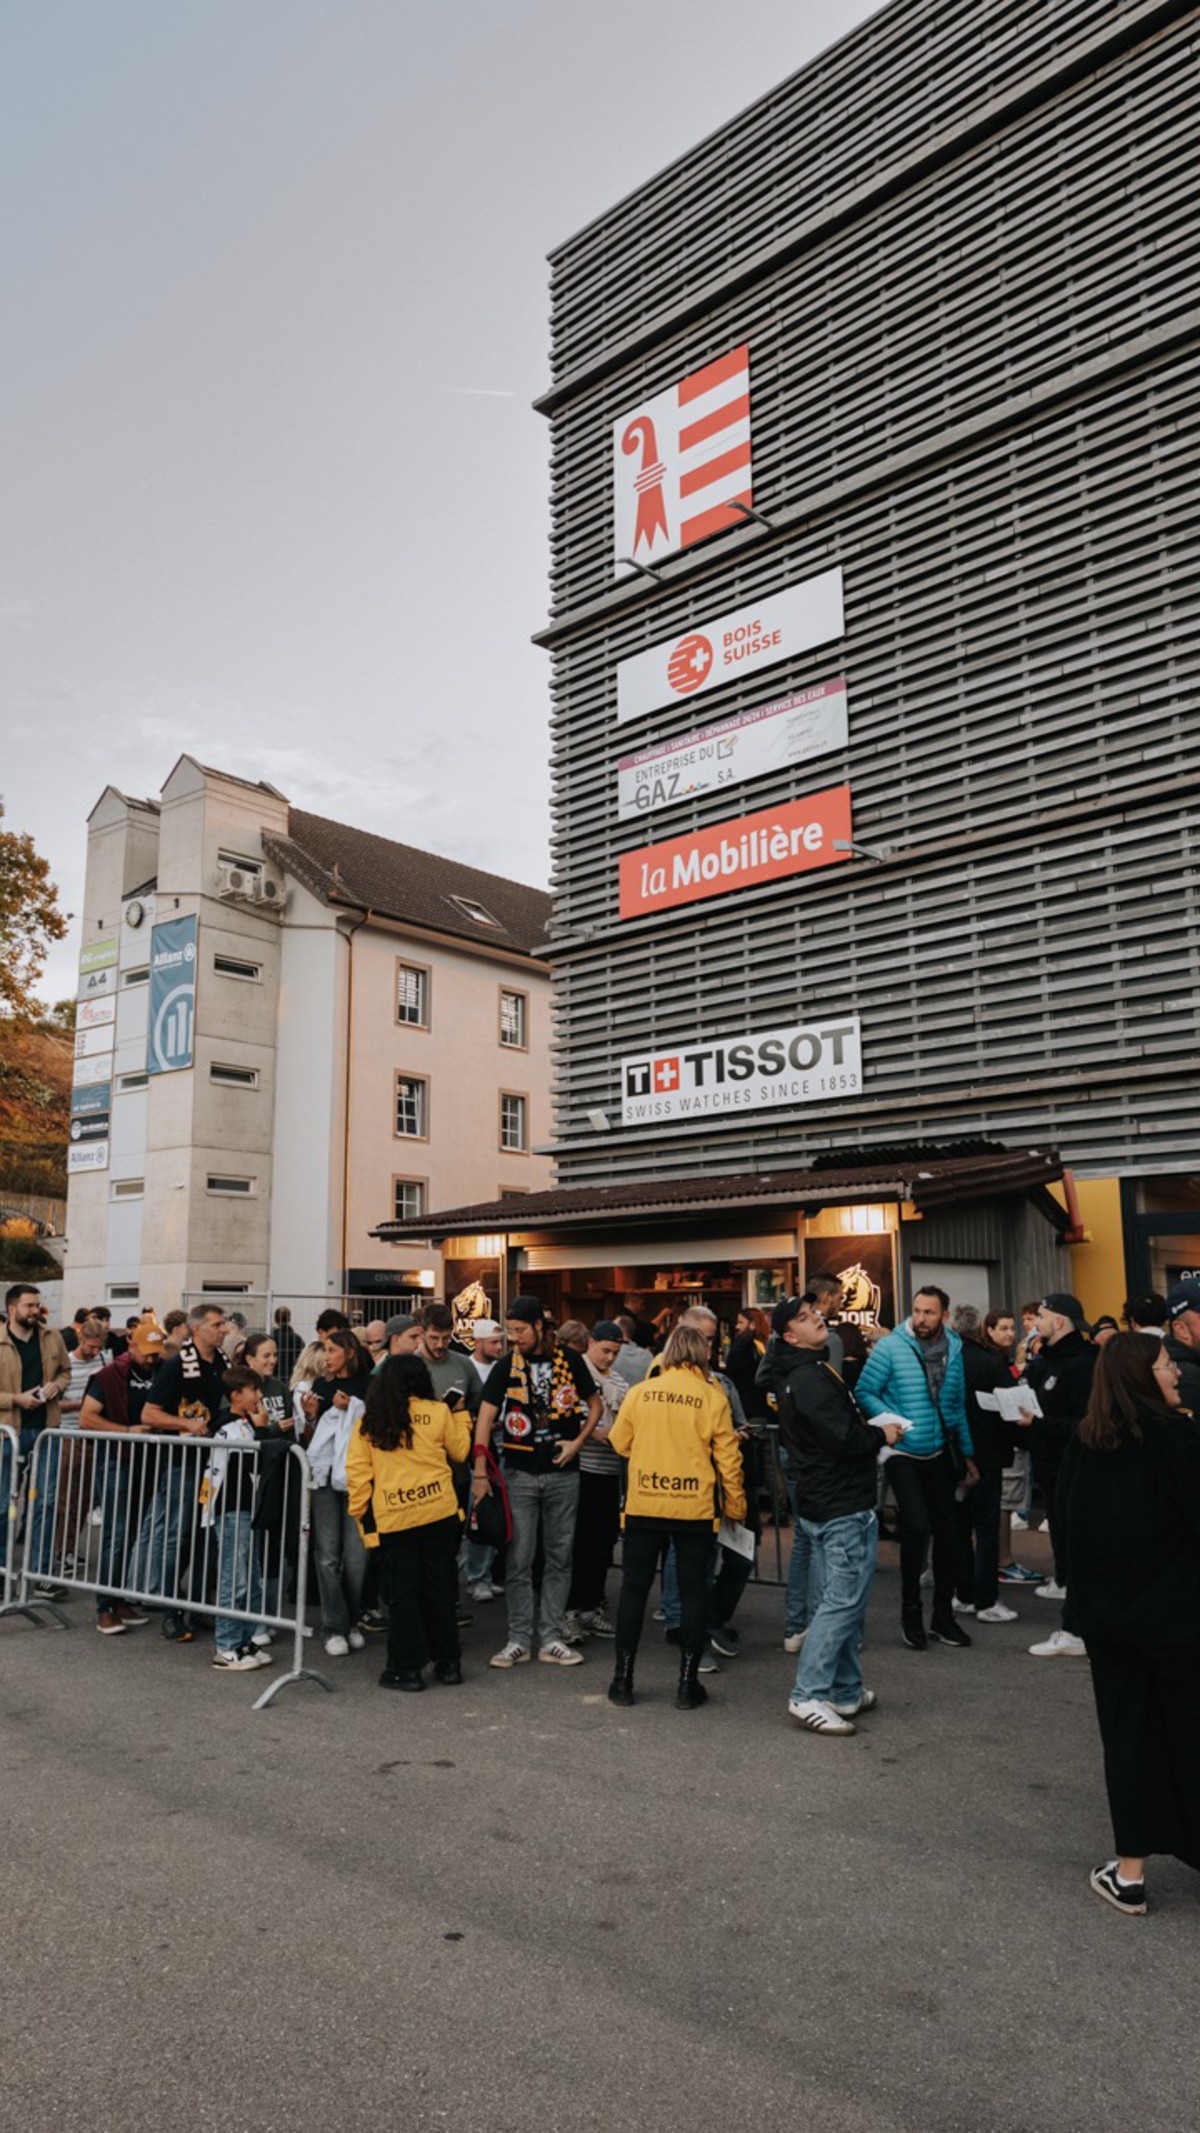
[
  {"x1": 0, "y1": 1428, "x2": 61, "y2": 1578},
  {"x1": 794, "y1": 1511, "x2": 878, "y2": 1705},
  {"x1": 780, "y1": 1448, "x2": 813, "y2": 1635},
  {"x1": 504, "y1": 1466, "x2": 579, "y2": 1649},
  {"x1": 214, "y1": 1510, "x2": 263, "y2": 1652},
  {"x1": 130, "y1": 1458, "x2": 189, "y2": 1603}
]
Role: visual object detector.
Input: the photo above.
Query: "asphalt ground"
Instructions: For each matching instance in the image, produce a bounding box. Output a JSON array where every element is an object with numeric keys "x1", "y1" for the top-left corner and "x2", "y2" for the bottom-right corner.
[{"x1": 2, "y1": 1532, "x2": 1198, "y2": 2133}]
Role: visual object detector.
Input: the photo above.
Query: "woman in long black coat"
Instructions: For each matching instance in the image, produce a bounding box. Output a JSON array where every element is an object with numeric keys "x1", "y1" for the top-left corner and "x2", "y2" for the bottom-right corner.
[{"x1": 1058, "y1": 1332, "x2": 1200, "y2": 1916}]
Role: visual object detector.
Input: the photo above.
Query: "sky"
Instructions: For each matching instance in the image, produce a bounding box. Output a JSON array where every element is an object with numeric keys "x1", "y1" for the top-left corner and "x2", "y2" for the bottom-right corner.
[{"x1": 1, "y1": 0, "x2": 880, "y2": 1002}]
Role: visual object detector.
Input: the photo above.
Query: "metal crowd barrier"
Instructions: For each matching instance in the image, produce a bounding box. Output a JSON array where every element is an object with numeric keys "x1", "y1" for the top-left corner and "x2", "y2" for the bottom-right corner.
[{"x1": 0, "y1": 1427, "x2": 332, "y2": 1711}]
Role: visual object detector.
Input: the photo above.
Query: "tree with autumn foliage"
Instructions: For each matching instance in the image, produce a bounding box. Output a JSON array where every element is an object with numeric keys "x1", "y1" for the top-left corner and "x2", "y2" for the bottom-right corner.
[{"x1": 0, "y1": 799, "x2": 67, "y2": 1024}]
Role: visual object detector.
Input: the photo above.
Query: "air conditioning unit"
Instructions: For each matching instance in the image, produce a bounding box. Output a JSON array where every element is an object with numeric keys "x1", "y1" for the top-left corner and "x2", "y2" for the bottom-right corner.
[
  {"x1": 216, "y1": 861, "x2": 254, "y2": 898},
  {"x1": 259, "y1": 875, "x2": 286, "y2": 908}
]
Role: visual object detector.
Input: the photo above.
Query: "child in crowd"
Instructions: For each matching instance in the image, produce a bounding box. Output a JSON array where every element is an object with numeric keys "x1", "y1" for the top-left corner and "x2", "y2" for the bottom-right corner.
[{"x1": 202, "y1": 1365, "x2": 275, "y2": 1673}]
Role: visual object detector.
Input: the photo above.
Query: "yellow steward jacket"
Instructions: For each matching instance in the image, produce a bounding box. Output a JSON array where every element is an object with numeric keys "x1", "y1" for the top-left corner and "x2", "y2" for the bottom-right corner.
[
  {"x1": 607, "y1": 1366, "x2": 746, "y2": 1527},
  {"x1": 345, "y1": 1400, "x2": 472, "y2": 1537}
]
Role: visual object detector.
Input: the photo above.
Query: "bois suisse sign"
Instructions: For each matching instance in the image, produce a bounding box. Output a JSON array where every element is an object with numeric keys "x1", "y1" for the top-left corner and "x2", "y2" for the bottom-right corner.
[
  {"x1": 621, "y1": 1019, "x2": 863, "y2": 1125},
  {"x1": 616, "y1": 570, "x2": 844, "y2": 725},
  {"x1": 619, "y1": 786, "x2": 851, "y2": 920}
]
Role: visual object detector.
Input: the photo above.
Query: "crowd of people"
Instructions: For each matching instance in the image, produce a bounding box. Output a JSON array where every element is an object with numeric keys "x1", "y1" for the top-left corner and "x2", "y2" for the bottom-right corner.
[{"x1": 2, "y1": 1270, "x2": 1199, "y2": 1914}]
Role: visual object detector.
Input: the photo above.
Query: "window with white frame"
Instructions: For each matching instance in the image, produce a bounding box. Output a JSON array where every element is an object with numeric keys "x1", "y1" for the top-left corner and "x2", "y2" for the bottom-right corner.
[
  {"x1": 499, "y1": 988, "x2": 527, "y2": 1049},
  {"x1": 206, "y1": 1173, "x2": 255, "y2": 1195},
  {"x1": 500, "y1": 1092, "x2": 528, "y2": 1153},
  {"x1": 392, "y1": 1177, "x2": 426, "y2": 1222},
  {"x1": 210, "y1": 1062, "x2": 260, "y2": 1089},
  {"x1": 110, "y1": 1178, "x2": 145, "y2": 1200},
  {"x1": 396, "y1": 962, "x2": 430, "y2": 1027},
  {"x1": 395, "y1": 1075, "x2": 428, "y2": 1138},
  {"x1": 213, "y1": 954, "x2": 262, "y2": 982}
]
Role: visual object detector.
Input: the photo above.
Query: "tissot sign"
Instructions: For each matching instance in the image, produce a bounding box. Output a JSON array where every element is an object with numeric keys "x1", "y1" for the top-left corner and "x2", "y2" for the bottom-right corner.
[
  {"x1": 621, "y1": 1020, "x2": 863, "y2": 1124},
  {"x1": 619, "y1": 785, "x2": 851, "y2": 919},
  {"x1": 614, "y1": 344, "x2": 752, "y2": 570},
  {"x1": 616, "y1": 570, "x2": 844, "y2": 726}
]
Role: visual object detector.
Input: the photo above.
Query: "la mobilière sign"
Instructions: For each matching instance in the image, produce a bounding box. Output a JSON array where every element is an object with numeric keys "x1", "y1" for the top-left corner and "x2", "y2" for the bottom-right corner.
[{"x1": 619, "y1": 785, "x2": 851, "y2": 920}]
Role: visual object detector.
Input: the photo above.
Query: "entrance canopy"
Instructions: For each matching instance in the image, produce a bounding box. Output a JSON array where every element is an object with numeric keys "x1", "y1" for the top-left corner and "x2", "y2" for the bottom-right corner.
[{"x1": 373, "y1": 1143, "x2": 1068, "y2": 1248}]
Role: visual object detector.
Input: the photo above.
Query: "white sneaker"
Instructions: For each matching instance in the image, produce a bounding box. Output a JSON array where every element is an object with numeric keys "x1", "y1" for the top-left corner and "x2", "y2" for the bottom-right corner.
[
  {"x1": 831, "y1": 1688, "x2": 877, "y2": 1718},
  {"x1": 951, "y1": 1597, "x2": 976, "y2": 1614},
  {"x1": 324, "y1": 1633, "x2": 350, "y2": 1657},
  {"x1": 1011, "y1": 1513, "x2": 1030, "y2": 1531},
  {"x1": 1035, "y1": 1579, "x2": 1067, "y2": 1600},
  {"x1": 538, "y1": 1639, "x2": 585, "y2": 1666},
  {"x1": 251, "y1": 1627, "x2": 275, "y2": 1648},
  {"x1": 1029, "y1": 1629, "x2": 1087, "y2": 1658},
  {"x1": 697, "y1": 1646, "x2": 721, "y2": 1674},
  {"x1": 788, "y1": 1696, "x2": 856, "y2": 1735},
  {"x1": 489, "y1": 1641, "x2": 530, "y2": 1668},
  {"x1": 347, "y1": 1628, "x2": 366, "y2": 1651},
  {"x1": 213, "y1": 1647, "x2": 260, "y2": 1671},
  {"x1": 560, "y1": 1610, "x2": 586, "y2": 1644},
  {"x1": 783, "y1": 1630, "x2": 807, "y2": 1654},
  {"x1": 469, "y1": 1582, "x2": 497, "y2": 1602},
  {"x1": 976, "y1": 1603, "x2": 1018, "y2": 1623},
  {"x1": 651, "y1": 1605, "x2": 666, "y2": 1621}
]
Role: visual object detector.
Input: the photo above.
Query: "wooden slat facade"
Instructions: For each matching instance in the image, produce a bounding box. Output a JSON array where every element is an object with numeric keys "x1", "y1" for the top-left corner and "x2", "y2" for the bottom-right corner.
[{"x1": 541, "y1": 0, "x2": 1200, "y2": 1190}]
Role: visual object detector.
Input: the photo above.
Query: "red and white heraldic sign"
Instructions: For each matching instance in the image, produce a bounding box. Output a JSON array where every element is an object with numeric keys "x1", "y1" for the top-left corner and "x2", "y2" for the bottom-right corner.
[
  {"x1": 614, "y1": 344, "x2": 752, "y2": 570},
  {"x1": 616, "y1": 569, "x2": 844, "y2": 726},
  {"x1": 619, "y1": 785, "x2": 852, "y2": 920}
]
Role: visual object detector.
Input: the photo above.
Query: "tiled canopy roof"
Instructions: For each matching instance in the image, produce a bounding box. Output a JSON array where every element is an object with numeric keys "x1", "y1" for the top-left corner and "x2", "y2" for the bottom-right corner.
[{"x1": 374, "y1": 1145, "x2": 1066, "y2": 1241}]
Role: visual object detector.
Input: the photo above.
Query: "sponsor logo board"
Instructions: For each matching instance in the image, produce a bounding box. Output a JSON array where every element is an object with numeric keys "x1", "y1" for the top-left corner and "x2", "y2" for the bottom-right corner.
[
  {"x1": 77, "y1": 994, "x2": 117, "y2": 1031},
  {"x1": 79, "y1": 937, "x2": 118, "y2": 976},
  {"x1": 614, "y1": 344, "x2": 751, "y2": 571},
  {"x1": 616, "y1": 678, "x2": 848, "y2": 823},
  {"x1": 616, "y1": 571, "x2": 844, "y2": 727},
  {"x1": 621, "y1": 1020, "x2": 863, "y2": 1125},
  {"x1": 77, "y1": 964, "x2": 116, "y2": 1002},
  {"x1": 619, "y1": 785, "x2": 851, "y2": 920},
  {"x1": 69, "y1": 1108, "x2": 110, "y2": 1144},
  {"x1": 148, "y1": 915, "x2": 197, "y2": 1075},
  {"x1": 68, "y1": 1141, "x2": 110, "y2": 1174},
  {"x1": 70, "y1": 1080, "x2": 111, "y2": 1118},
  {"x1": 75, "y1": 1023, "x2": 115, "y2": 1060},
  {"x1": 72, "y1": 1052, "x2": 112, "y2": 1088}
]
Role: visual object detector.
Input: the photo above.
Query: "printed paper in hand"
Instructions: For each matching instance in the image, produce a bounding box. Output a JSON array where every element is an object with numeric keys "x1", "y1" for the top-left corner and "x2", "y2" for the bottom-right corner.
[{"x1": 718, "y1": 1518, "x2": 756, "y2": 1562}]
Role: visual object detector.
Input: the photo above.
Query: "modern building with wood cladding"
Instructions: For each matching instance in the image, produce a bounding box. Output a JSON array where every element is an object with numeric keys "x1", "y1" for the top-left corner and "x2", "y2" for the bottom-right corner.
[{"x1": 378, "y1": 0, "x2": 1200, "y2": 1330}]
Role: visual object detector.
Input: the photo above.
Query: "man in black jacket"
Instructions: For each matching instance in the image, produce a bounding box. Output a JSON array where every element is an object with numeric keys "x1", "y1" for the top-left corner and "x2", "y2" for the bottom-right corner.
[
  {"x1": 1020, "y1": 1293, "x2": 1096, "y2": 1659},
  {"x1": 1165, "y1": 1281, "x2": 1200, "y2": 1411},
  {"x1": 775, "y1": 1294, "x2": 903, "y2": 1736}
]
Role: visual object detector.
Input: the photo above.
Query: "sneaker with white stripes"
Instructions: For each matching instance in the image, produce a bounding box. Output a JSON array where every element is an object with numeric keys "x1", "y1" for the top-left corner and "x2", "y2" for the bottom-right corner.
[
  {"x1": 1029, "y1": 1629, "x2": 1086, "y2": 1657},
  {"x1": 538, "y1": 1640, "x2": 584, "y2": 1667},
  {"x1": 788, "y1": 1696, "x2": 856, "y2": 1735},
  {"x1": 976, "y1": 1603, "x2": 1018, "y2": 1623},
  {"x1": 489, "y1": 1641, "x2": 530, "y2": 1669}
]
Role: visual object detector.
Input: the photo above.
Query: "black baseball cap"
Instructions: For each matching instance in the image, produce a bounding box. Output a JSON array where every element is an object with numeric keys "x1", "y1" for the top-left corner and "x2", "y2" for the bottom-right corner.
[{"x1": 1167, "y1": 1280, "x2": 1200, "y2": 1321}]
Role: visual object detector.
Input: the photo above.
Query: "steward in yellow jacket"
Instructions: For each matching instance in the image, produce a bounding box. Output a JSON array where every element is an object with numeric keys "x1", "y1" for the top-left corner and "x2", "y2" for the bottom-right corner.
[
  {"x1": 346, "y1": 1394, "x2": 472, "y2": 1536},
  {"x1": 608, "y1": 1363, "x2": 747, "y2": 1528},
  {"x1": 344, "y1": 1354, "x2": 472, "y2": 1691},
  {"x1": 606, "y1": 1329, "x2": 749, "y2": 1713}
]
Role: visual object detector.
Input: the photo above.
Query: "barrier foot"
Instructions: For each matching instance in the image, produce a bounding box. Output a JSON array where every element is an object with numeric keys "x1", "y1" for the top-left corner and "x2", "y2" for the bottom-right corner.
[
  {"x1": 0, "y1": 1596, "x2": 70, "y2": 1630},
  {"x1": 252, "y1": 1664, "x2": 333, "y2": 1711}
]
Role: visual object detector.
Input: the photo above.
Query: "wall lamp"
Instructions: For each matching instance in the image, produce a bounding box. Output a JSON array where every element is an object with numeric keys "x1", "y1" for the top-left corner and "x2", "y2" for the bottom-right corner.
[{"x1": 834, "y1": 838, "x2": 891, "y2": 865}]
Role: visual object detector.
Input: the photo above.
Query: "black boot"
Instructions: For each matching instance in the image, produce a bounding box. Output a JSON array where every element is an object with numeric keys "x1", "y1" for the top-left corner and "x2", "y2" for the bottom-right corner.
[
  {"x1": 607, "y1": 1647, "x2": 636, "y2": 1707},
  {"x1": 676, "y1": 1648, "x2": 708, "y2": 1710}
]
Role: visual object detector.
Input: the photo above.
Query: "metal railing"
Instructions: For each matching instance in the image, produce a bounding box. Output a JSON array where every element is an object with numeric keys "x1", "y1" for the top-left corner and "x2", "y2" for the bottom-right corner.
[{"x1": 0, "y1": 1427, "x2": 332, "y2": 1711}]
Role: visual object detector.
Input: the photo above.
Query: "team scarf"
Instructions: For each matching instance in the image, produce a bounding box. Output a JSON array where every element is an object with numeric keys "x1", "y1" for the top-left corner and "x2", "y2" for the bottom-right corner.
[{"x1": 501, "y1": 1345, "x2": 587, "y2": 1437}]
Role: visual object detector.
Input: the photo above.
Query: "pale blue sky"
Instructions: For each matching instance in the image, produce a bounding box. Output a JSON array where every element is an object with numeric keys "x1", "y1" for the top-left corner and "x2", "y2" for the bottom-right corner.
[{"x1": 1, "y1": 0, "x2": 879, "y2": 999}]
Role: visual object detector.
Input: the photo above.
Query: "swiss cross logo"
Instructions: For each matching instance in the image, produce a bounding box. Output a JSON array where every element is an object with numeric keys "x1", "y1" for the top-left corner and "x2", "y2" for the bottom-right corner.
[
  {"x1": 667, "y1": 633, "x2": 713, "y2": 696},
  {"x1": 653, "y1": 1057, "x2": 681, "y2": 1093},
  {"x1": 613, "y1": 346, "x2": 752, "y2": 571}
]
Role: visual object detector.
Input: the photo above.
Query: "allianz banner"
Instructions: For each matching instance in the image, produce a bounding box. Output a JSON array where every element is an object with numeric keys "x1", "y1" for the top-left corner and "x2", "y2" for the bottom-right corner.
[{"x1": 148, "y1": 914, "x2": 197, "y2": 1075}]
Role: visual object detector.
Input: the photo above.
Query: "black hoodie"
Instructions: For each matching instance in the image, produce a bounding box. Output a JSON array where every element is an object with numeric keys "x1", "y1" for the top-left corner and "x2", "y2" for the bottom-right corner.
[{"x1": 766, "y1": 1343, "x2": 886, "y2": 1522}]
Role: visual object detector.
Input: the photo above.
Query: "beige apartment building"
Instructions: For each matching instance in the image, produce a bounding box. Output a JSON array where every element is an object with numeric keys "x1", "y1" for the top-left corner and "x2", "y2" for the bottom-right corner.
[{"x1": 64, "y1": 757, "x2": 552, "y2": 1327}]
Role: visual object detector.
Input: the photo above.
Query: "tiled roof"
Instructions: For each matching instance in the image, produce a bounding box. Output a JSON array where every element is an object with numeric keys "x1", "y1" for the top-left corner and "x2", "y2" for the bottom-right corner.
[
  {"x1": 263, "y1": 809, "x2": 552, "y2": 958},
  {"x1": 374, "y1": 1145, "x2": 1066, "y2": 1241}
]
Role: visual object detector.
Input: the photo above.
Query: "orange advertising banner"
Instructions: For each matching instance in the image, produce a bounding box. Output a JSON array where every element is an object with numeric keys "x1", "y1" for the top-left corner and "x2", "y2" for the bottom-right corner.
[{"x1": 619, "y1": 784, "x2": 852, "y2": 920}]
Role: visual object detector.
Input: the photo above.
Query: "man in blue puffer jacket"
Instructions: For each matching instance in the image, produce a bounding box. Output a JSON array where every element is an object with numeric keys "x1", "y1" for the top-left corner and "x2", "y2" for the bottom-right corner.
[{"x1": 857, "y1": 1285, "x2": 977, "y2": 1651}]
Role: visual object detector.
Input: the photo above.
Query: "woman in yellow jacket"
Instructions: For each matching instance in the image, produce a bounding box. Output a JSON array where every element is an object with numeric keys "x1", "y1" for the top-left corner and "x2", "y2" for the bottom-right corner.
[
  {"x1": 606, "y1": 1323, "x2": 747, "y2": 1710},
  {"x1": 345, "y1": 1355, "x2": 472, "y2": 1692}
]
